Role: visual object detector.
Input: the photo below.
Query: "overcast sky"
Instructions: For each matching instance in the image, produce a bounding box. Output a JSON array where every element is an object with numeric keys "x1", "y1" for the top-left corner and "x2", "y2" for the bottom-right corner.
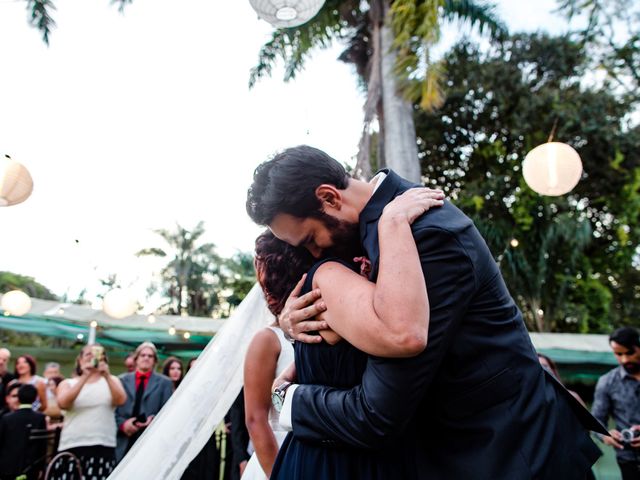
[{"x1": 0, "y1": 0, "x2": 569, "y2": 308}]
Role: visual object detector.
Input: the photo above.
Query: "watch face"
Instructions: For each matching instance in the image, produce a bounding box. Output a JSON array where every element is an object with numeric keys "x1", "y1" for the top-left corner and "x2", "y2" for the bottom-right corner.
[{"x1": 272, "y1": 391, "x2": 284, "y2": 412}]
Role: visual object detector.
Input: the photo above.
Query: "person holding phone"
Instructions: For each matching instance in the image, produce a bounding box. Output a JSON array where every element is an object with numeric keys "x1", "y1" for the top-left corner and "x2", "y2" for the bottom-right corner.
[{"x1": 55, "y1": 344, "x2": 126, "y2": 480}]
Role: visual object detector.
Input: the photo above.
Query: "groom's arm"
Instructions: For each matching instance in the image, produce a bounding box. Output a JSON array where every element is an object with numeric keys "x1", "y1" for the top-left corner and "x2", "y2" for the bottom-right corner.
[{"x1": 287, "y1": 226, "x2": 478, "y2": 448}]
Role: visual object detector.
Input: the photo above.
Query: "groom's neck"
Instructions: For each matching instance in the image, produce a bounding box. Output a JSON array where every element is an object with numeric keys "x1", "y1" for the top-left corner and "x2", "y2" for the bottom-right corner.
[{"x1": 344, "y1": 178, "x2": 376, "y2": 216}]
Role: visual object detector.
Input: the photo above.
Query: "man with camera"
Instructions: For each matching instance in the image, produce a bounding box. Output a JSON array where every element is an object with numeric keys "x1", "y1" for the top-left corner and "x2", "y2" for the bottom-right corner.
[
  {"x1": 593, "y1": 327, "x2": 640, "y2": 479},
  {"x1": 115, "y1": 342, "x2": 173, "y2": 462}
]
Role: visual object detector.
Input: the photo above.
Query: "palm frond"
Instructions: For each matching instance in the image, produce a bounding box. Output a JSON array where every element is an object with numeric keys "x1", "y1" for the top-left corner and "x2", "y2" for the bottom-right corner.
[
  {"x1": 249, "y1": 1, "x2": 349, "y2": 88},
  {"x1": 441, "y1": 0, "x2": 508, "y2": 38},
  {"x1": 135, "y1": 248, "x2": 167, "y2": 258},
  {"x1": 110, "y1": 0, "x2": 134, "y2": 13},
  {"x1": 26, "y1": 0, "x2": 56, "y2": 45}
]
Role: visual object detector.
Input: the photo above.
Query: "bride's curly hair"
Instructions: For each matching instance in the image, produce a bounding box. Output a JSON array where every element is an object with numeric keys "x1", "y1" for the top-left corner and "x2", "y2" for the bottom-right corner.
[{"x1": 254, "y1": 230, "x2": 315, "y2": 316}]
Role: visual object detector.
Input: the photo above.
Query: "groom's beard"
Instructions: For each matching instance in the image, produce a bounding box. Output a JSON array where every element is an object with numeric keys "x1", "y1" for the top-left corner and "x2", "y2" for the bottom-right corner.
[{"x1": 318, "y1": 214, "x2": 363, "y2": 262}]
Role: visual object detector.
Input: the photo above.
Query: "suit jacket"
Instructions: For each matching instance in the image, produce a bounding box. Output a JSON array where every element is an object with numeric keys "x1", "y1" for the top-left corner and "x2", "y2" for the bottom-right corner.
[
  {"x1": 291, "y1": 169, "x2": 604, "y2": 479},
  {"x1": 115, "y1": 371, "x2": 173, "y2": 461},
  {"x1": 0, "y1": 407, "x2": 46, "y2": 479}
]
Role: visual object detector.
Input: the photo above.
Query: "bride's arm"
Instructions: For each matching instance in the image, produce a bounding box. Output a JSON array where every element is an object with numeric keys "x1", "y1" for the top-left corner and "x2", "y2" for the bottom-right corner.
[
  {"x1": 314, "y1": 188, "x2": 441, "y2": 357},
  {"x1": 243, "y1": 328, "x2": 281, "y2": 477}
]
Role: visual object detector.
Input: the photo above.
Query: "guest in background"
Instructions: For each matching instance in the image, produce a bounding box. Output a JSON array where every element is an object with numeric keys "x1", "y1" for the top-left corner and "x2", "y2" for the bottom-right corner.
[
  {"x1": 42, "y1": 362, "x2": 64, "y2": 421},
  {"x1": 44, "y1": 376, "x2": 65, "y2": 423},
  {"x1": 55, "y1": 344, "x2": 126, "y2": 480},
  {"x1": 43, "y1": 362, "x2": 62, "y2": 380},
  {"x1": 0, "y1": 348, "x2": 14, "y2": 409},
  {"x1": 592, "y1": 327, "x2": 640, "y2": 479},
  {"x1": 0, "y1": 381, "x2": 21, "y2": 419},
  {"x1": 115, "y1": 342, "x2": 172, "y2": 462},
  {"x1": 162, "y1": 357, "x2": 184, "y2": 390},
  {"x1": 186, "y1": 357, "x2": 198, "y2": 373},
  {"x1": 0, "y1": 384, "x2": 47, "y2": 480},
  {"x1": 228, "y1": 389, "x2": 251, "y2": 480},
  {"x1": 15, "y1": 355, "x2": 47, "y2": 412},
  {"x1": 537, "y1": 353, "x2": 586, "y2": 406},
  {"x1": 123, "y1": 353, "x2": 135, "y2": 374}
]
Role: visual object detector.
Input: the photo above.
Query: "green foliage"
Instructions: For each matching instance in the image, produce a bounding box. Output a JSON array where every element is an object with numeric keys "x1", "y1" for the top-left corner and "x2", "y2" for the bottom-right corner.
[
  {"x1": 249, "y1": 0, "x2": 362, "y2": 88},
  {"x1": 0, "y1": 271, "x2": 57, "y2": 300},
  {"x1": 219, "y1": 251, "x2": 256, "y2": 315},
  {"x1": 251, "y1": 0, "x2": 505, "y2": 112},
  {"x1": 414, "y1": 32, "x2": 640, "y2": 332},
  {"x1": 558, "y1": 0, "x2": 640, "y2": 103},
  {"x1": 137, "y1": 222, "x2": 255, "y2": 318}
]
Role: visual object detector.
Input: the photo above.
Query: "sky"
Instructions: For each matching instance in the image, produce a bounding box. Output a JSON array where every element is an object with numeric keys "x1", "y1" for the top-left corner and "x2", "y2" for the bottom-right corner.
[{"x1": 0, "y1": 0, "x2": 570, "y2": 309}]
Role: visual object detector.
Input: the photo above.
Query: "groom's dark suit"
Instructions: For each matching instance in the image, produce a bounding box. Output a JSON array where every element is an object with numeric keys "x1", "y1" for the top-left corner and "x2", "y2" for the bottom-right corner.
[{"x1": 290, "y1": 169, "x2": 604, "y2": 479}]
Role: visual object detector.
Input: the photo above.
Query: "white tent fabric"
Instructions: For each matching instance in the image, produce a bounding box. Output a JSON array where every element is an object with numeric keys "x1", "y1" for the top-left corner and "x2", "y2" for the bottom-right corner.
[
  {"x1": 529, "y1": 333, "x2": 610, "y2": 352},
  {"x1": 108, "y1": 283, "x2": 274, "y2": 479}
]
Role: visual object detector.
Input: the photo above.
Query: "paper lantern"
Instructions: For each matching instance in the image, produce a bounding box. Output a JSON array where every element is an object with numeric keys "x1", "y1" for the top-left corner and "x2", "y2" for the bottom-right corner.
[
  {"x1": 1, "y1": 290, "x2": 32, "y2": 316},
  {"x1": 249, "y1": 0, "x2": 325, "y2": 28},
  {"x1": 102, "y1": 288, "x2": 137, "y2": 319},
  {"x1": 522, "y1": 142, "x2": 583, "y2": 196},
  {"x1": 0, "y1": 155, "x2": 33, "y2": 206}
]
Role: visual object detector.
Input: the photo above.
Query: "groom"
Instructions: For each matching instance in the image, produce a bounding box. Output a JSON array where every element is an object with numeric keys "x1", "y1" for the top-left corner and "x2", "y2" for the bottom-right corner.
[{"x1": 246, "y1": 145, "x2": 605, "y2": 478}]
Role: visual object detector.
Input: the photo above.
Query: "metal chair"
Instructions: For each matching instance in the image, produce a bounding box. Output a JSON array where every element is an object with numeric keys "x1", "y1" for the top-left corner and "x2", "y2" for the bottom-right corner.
[{"x1": 44, "y1": 451, "x2": 83, "y2": 480}]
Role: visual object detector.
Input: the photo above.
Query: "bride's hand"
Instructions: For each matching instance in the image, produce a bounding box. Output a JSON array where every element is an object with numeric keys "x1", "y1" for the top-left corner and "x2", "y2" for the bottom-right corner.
[{"x1": 381, "y1": 187, "x2": 445, "y2": 225}]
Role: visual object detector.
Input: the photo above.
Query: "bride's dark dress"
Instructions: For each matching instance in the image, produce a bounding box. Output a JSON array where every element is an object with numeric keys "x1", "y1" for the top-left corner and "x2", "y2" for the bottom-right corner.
[{"x1": 271, "y1": 259, "x2": 420, "y2": 480}]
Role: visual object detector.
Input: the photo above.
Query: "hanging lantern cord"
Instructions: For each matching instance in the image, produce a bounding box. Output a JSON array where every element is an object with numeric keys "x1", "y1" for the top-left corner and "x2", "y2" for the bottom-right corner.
[{"x1": 547, "y1": 118, "x2": 559, "y2": 143}]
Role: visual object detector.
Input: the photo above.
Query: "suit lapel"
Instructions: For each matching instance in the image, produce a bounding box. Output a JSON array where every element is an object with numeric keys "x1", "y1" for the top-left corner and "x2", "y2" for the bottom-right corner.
[
  {"x1": 123, "y1": 373, "x2": 136, "y2": 399},
  {"x1": 359, "y1": 169, "x2": 408, "y2": 280}
]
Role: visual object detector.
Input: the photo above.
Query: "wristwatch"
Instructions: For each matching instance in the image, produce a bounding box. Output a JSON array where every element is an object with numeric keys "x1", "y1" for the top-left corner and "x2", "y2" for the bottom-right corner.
[{"x1": 272, "y1": 381, "x2": 293, "y2": 413}]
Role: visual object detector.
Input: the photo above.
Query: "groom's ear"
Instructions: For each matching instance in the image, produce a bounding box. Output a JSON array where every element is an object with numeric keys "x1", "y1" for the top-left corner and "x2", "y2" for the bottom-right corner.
[{"x1": 315, "y1": 184, "x2": 343, "y2": 210}]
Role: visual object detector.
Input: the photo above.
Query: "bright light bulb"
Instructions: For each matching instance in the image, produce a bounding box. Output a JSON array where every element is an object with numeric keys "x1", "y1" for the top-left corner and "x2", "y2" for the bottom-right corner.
[
  {"x1": 183, "y1": 332, "x2": 191, "y2": 340},
  {"x1": 168, "y1": 326, "x2": 176, "y2": 335},
  {"x1": 510, "y1": 239, "x2": 519, "y2": 248}
]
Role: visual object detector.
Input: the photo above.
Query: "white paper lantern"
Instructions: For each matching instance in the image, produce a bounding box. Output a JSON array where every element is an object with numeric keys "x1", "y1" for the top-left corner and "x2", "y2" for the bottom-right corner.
[
  {"x1": 522, "y1": 142, "x2": 583, "y2": 196},
  {"x1": 249, "y1": 0, "x2": 326, "y2": 28},
  {"x1": 1, "y1": 290, "x2": 32, "y2": 316},
  {"x1": 0, "y1": 155, "x2": 33, "y2": 206},
  {"x1": 102, "y1": 288, "x2": 138, "y2": 319}
]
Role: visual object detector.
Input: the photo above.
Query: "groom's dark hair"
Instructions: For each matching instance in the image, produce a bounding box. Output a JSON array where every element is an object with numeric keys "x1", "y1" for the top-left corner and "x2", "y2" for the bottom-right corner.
[{"x1": 246, "y1": 145, "x2": 350, "y2": 226}]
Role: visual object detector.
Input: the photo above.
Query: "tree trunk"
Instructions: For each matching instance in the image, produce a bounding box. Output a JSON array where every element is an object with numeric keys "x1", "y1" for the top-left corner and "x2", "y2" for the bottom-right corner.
[{"x1": 379, "y1": 8, "x2": 421, "y2": 183}]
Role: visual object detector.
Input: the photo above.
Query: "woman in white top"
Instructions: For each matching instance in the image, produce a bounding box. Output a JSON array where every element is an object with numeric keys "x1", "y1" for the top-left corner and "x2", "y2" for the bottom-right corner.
[
  {"x1": 242, "y1": 234, "x2": 296, "y2": 480},
  {"x1": 55, "y1": 344, "x2": 126, "y2": 480}
]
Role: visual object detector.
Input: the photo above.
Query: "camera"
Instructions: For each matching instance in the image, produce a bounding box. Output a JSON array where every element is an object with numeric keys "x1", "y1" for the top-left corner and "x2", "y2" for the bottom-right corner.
[
  {"x1": 90, "y1": 345, "x2": 104, "y2": 368},
  {"x1": 620, "y1": 428, "x2": 639, "y2": 444}
]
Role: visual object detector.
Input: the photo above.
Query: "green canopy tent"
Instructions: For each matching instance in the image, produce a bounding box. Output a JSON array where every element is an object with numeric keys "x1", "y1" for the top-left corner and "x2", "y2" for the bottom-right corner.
[
  {"x1": 0, "y1": 296, "x2": 225, "y2": 361},
  {"x1": 1, "y1": 296, "x2": 618, "y2": 381},
  {"x1": 530, "y1": 332, "x2": 617, "y2": 384}
]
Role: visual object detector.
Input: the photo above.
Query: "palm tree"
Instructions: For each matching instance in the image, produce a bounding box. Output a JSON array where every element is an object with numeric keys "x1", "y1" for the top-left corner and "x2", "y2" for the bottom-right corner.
[
  {"x1": 136, "y1": 221, "x2": 223, "y2": 317},
  {"x1": 250, "y1": 0, "x2": 506, "y2": 181}
]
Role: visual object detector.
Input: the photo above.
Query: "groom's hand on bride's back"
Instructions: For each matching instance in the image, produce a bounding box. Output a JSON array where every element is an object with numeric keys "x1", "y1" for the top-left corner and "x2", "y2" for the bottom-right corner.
[{"x1": 279, "y1": 274, "x2": 328, "y2": 343}]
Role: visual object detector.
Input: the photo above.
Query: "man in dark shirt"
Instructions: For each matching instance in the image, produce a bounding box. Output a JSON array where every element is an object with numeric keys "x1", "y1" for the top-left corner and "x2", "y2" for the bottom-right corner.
[
  {"x1": 592, "y1": 327, "x2": 640, "y2": 479},
  {"x1": 0, "y1": 384, "x2": 46, "y2": 480}
]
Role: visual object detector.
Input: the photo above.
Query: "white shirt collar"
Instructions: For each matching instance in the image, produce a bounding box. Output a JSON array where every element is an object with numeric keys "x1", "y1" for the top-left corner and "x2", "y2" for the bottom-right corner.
[{"x1": 370, "y1": 171, "x2": 387, "y2": 194}]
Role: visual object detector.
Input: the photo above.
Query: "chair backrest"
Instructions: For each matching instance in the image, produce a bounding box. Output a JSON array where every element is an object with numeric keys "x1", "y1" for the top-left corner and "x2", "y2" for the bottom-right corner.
[
  {"x1": 45, "y1": 451, "x2": 84, "y2": 480},
  {"x1": 21, "y1": 427, "x2": 56, "y2": 477}
]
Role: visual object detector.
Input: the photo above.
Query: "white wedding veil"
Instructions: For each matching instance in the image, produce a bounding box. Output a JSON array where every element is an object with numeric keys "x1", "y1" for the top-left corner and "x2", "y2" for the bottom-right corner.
[{"x1": 109, "y1": 283, "x2": 273, "y2": 479}]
